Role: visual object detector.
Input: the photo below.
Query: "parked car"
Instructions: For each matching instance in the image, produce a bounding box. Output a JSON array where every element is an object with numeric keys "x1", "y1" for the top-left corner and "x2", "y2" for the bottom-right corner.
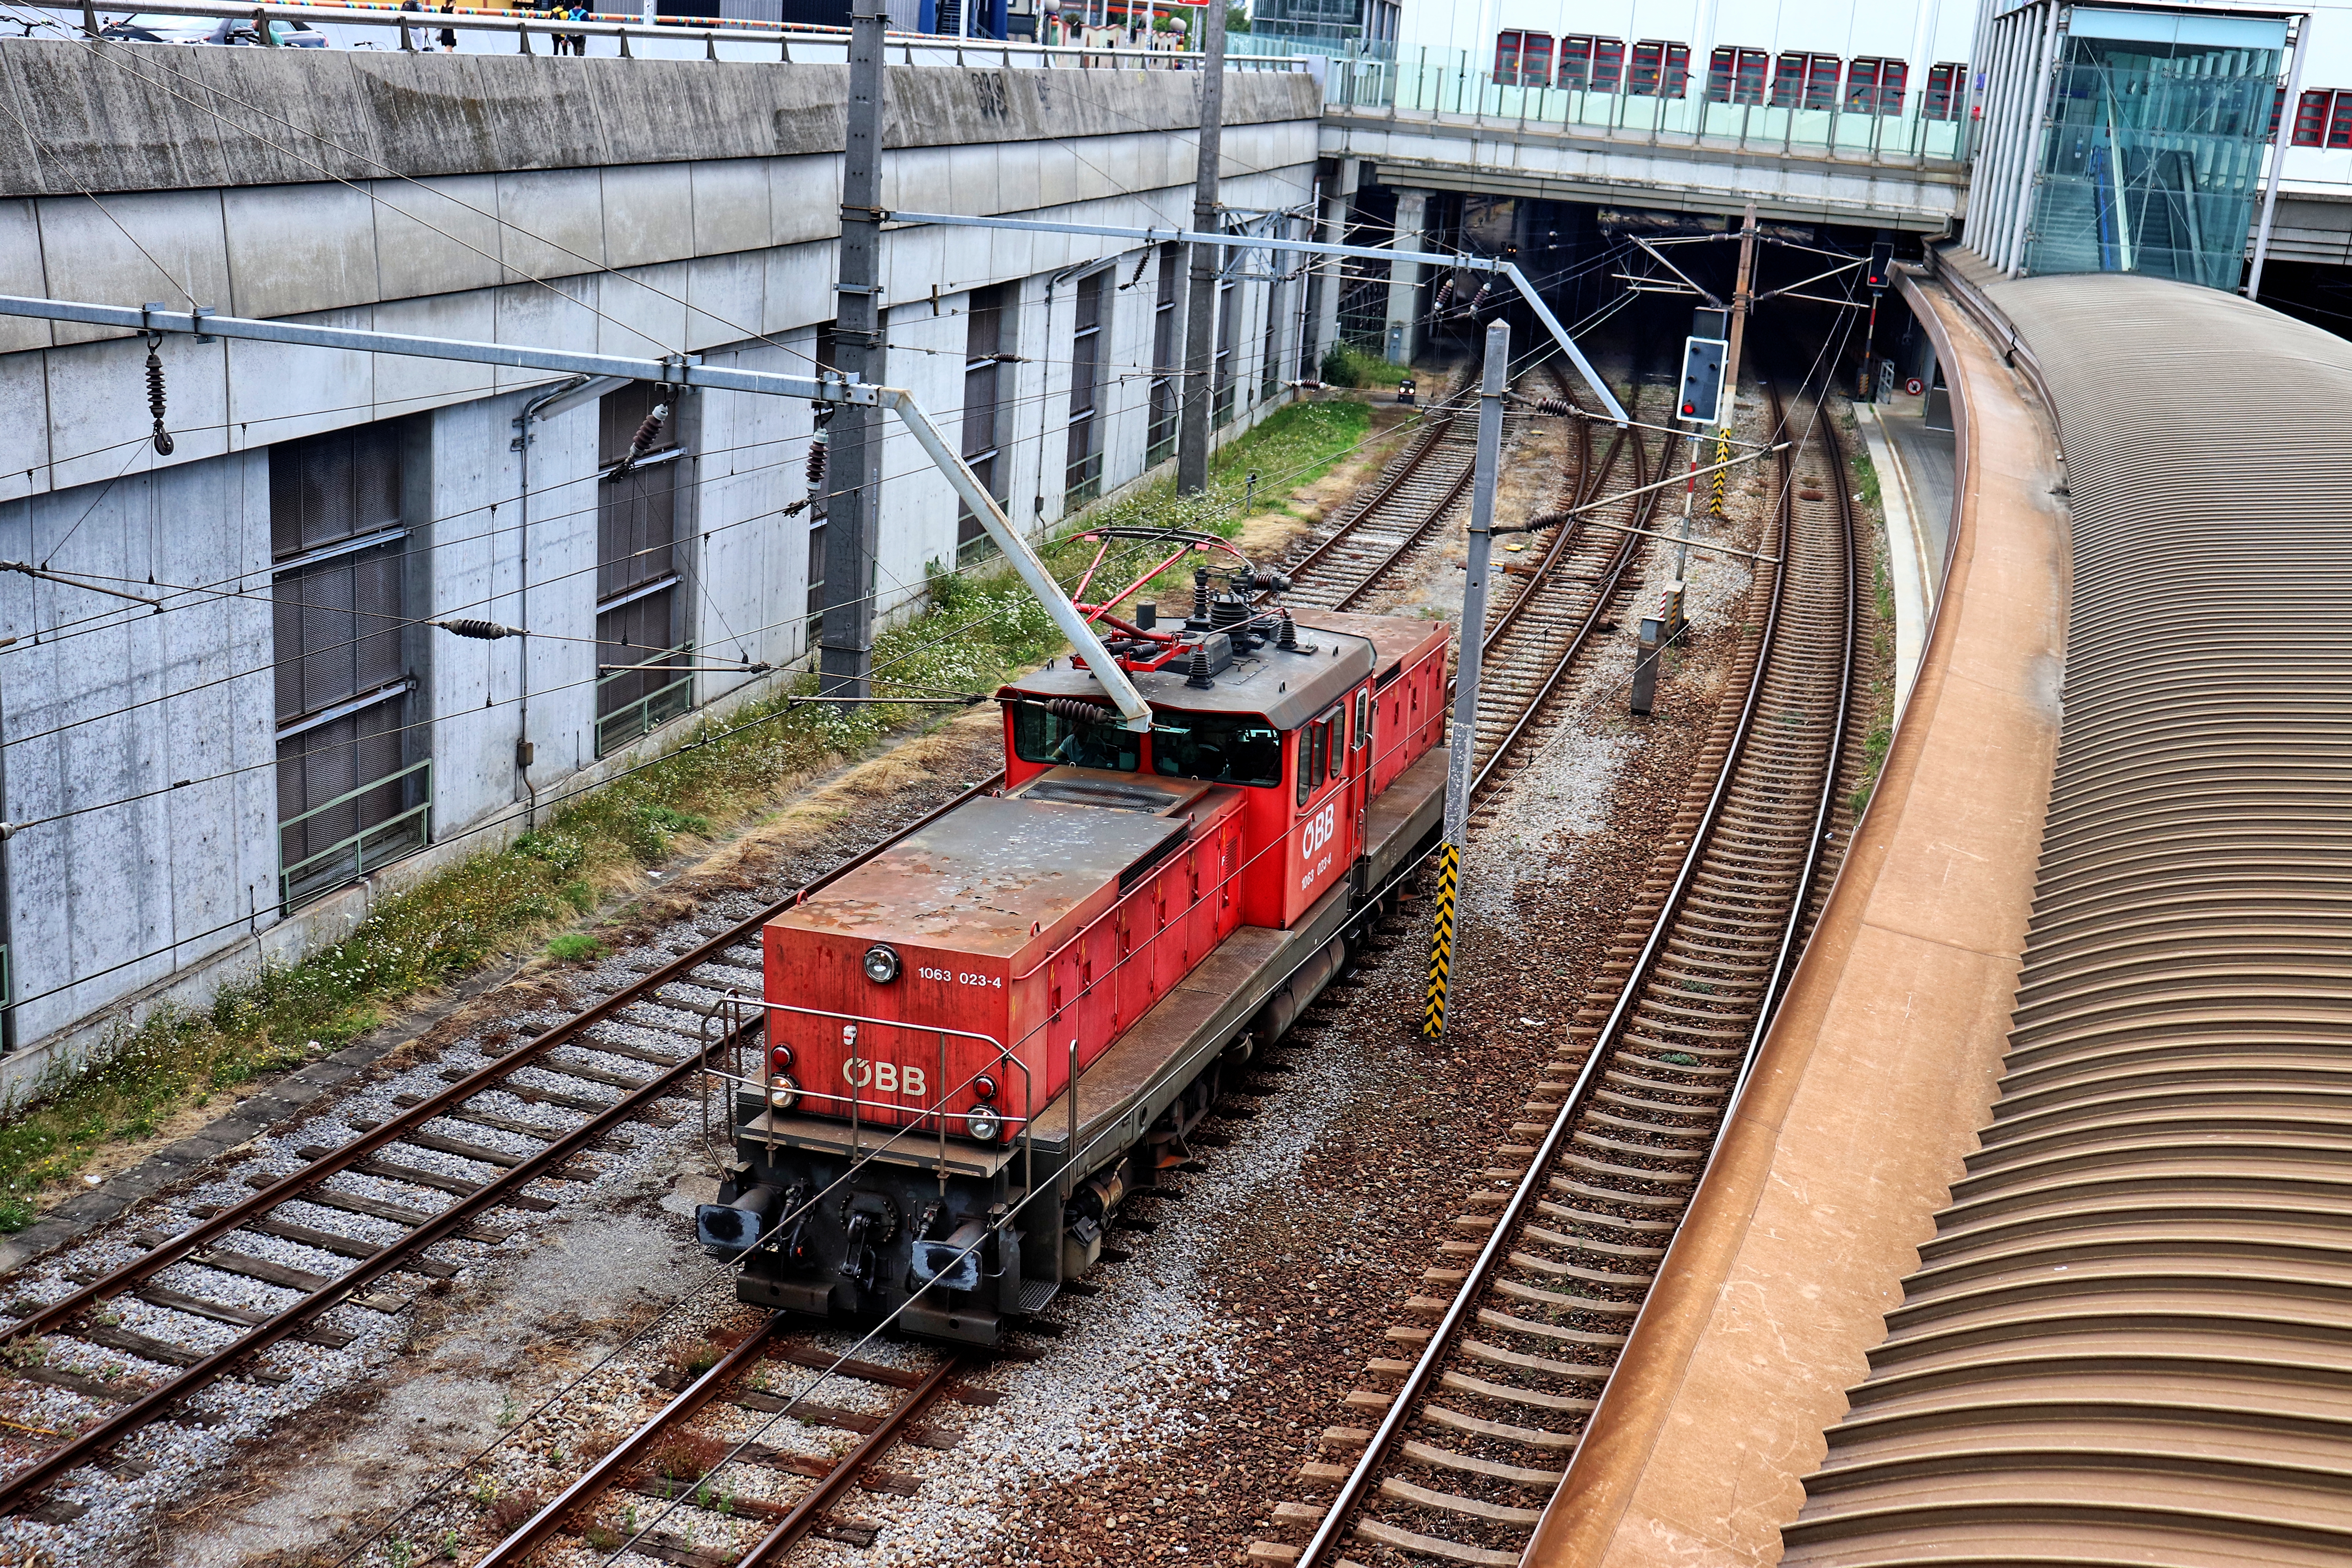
[{"x1": 98, "y1": 14, "x2": 330, "y2": 45}]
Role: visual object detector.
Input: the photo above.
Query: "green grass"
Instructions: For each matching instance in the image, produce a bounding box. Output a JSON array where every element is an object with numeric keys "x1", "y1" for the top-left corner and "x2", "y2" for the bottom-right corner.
[
  {"x1": 1848, "y1": 446, "x2": 1884, "y2": 514},
  {"x1": 1320, "y1": 342, "x2": 1412, "y2": 390},
  {"x1": 0, "y1": 397, "x2": 1375, "y2": 1232}
]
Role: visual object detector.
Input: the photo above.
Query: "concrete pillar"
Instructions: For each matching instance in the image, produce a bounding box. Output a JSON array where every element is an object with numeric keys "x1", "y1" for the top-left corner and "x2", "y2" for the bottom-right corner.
[
  {"x1": 1385, "y1": 187, "x2": 1431, "y2": 367},
  {"x1": 1310, "y1": 157, "x2": 1361, "y2": 379}
]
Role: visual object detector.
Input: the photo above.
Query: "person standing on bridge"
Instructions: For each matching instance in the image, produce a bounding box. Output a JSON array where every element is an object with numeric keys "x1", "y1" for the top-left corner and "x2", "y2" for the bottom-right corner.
[{"x1": 437, "y1": 2, "x2": 456, "y2": 51}]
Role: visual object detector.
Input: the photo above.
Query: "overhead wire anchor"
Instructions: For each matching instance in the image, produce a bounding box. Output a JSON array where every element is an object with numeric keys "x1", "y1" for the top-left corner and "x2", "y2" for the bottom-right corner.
[
  {"x1": 610, "y1": 396, "x2": 670, "y2": 477},
  {"x1": 142, "y1": 307, "x2": 172, "y2": 456}
]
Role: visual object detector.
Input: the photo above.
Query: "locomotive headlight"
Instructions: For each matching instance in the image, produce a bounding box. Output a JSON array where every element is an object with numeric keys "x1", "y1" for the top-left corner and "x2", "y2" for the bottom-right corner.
[
  {"x1": 965, "y1": 1103, "x2": 1004, "y2": 1142},
  {"x1": 972, "y1": 1074, "x2": 999, "y2": 1102},
  {"x1": 862, "y1": 944, "x2": 902, "y2": 984},
  {"x1": 769, "y1": 1075, "x2": 801, "y2": 1112}
]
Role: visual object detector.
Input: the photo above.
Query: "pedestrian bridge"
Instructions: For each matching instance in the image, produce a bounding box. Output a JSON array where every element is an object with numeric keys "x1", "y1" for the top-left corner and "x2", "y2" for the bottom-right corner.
[{"x1": 1319, "y1": 54, "x2": 1970, "y2": 233}]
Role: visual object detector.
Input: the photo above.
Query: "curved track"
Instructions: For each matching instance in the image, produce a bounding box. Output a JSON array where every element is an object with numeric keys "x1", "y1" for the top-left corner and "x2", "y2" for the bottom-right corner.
[
  {"x1": 1282, "y1": 377, "x2": 1483, "y2": 613},
  {"x1": 0, "y1": 777, "x2": 1005, "y2": 1520},
  {"x1": 1463, "y1": 389, "x2": 1645, "y2": 799},
  {"x1": 1274, "y1": 361, "x2": 1860, "y2": 1568}
]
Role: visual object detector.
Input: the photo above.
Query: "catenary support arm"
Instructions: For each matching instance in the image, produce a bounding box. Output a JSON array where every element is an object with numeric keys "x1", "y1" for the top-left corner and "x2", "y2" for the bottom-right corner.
[{"x1": 886, "y1": 212, "x2": 1631, "y2": 425}]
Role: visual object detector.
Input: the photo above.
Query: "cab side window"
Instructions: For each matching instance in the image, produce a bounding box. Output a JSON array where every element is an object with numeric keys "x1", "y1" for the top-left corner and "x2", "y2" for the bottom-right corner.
[{"x1": 1298, "y1": 706, "x2": 1348, "y2": 806}]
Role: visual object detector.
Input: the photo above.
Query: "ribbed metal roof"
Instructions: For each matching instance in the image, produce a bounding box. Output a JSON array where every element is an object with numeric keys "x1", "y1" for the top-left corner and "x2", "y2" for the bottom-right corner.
[{"x1": 1780, "y1": 265, "x2": 2352, "y2": 1567}]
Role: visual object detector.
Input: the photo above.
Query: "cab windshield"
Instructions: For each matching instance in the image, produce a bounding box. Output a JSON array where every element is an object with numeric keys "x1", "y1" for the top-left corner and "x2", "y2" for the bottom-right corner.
[
  {"x1": 1151, "y1": 710, "x2": 1283, "y2": 788},
  {"x1": 1011, "y1": 703, "x2": 1141, "y2": 772}
]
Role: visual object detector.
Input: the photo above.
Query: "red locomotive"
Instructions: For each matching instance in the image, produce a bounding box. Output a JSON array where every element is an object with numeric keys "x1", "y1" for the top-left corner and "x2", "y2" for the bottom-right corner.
[{"x1": 698, "y1": 539, "x2": 1450, "y2": 1345}]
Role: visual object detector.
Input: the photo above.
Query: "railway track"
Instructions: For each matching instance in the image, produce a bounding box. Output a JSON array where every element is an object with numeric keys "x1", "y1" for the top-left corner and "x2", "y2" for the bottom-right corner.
[
  {"x1": 478, "y1": 1321, "x2": 982, "y2": 1568},
  {"x1": 1463, "y1": 378, "x2": 1647, "y2": 800},
  {"x1": 1282, "y1": 376, "x2": 1481, "y2": 613},
  {"x1": 1259, "y1": 358, "x2": 1862, "y2": 1568},
  {"x1": 0, "y1": 775, "x2": 1007, "y2": 1525}
]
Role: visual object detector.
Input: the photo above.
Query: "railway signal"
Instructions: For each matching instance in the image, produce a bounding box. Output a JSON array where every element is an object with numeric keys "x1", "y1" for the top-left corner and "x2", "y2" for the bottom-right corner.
[
  {"x1": 1426, "y1": 320, "x2": 1509, "y2": 1040},
  {"x1": 1678, "y1": 334, "x2": 1730, "y2": 424},
  {"x1": 1865, "y1": 240, "x2": 1896, "y2": 292}
]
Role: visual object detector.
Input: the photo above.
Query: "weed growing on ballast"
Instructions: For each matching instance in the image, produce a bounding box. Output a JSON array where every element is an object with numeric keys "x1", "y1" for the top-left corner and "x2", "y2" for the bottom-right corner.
[{"x1": 544, "y1": 935, "x2": 604, "y2": 965}]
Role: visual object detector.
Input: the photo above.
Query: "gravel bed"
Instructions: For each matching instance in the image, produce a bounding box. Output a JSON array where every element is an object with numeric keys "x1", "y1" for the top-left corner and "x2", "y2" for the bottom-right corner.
[{"x1": 0, "y1": 393, "x2": 1817, "y2": 1568}]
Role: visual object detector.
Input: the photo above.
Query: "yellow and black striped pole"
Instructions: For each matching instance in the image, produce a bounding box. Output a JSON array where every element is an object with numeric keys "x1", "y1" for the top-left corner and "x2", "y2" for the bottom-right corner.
[
  {"x1": 1423, "y1": 841, "x2": 1459, "y2": 1037},
  {"x1": 1711, "y1": 427, "x2": 1730, "y2": 519}
]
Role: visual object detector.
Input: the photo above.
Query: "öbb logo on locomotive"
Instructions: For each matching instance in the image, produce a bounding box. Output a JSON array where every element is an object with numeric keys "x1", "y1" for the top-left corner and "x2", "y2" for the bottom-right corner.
[
  {"x1": 843, "y1": 1058, "x2": 929, "y2": 1100},
  {"x1": 699, "y1": 548, "x2": 1454, "y2": 1348}
]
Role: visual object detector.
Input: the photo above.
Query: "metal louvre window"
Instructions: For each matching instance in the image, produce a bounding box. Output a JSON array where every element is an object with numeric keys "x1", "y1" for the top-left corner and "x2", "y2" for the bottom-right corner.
[
  {"x1": 270, "y1": 424, "x2": 428, "y2": 910},
  {"x1": 596, "y1": 381, "x2": 689, "y2": 756},
  {"x1": 1064, "y1": 269, "x2": 1108, "y2": 506},
  {"x1": 958, "y1": 283, "x2": 1015, "y2": 563},
  {"x1": 1146, "y1": 245, "x2": 1181, "y2": 467},
  {"x1": 1708, "y1": 45, "x2": 1768, "y2": 104},
  {"x1": 595, "y1": 599, "x2": 693, "y2": 757}
]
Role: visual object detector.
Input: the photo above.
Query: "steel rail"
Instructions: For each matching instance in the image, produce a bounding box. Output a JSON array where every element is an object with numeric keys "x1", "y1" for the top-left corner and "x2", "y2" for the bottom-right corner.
[
  {"x1": 732, "y1": 1357, "x2": 971, "y2": 1568},
  {"x1": 0, "y1": 771, "x2": 1007, "y2": 1515},
  {"x1": 1291, "y1": 358, "x2": 1825, "y2": 1568},
  {"x1": 1731, "y1": 367, "x2": 1861, "y2": 1089},
  {"x1": 0, "y1": 1018, "x2": 735, "y2": 1512},
  {"x1": 476, "y1": 1316, "x2": 786, "y2": 1566},
  {"x1": 1330, "y1": 462, "x2": 1481, "y2": 613},
  {"x1": 1467, "y1": 388, "x2": 1649, "y2": 797},
  {"x1": 1277, "y1": 393, "x2": 1471, "y2": 588},
  {"x1": 1526, "y1": 363, "x2": 1863, "y2": 1559},
  {"x1": 1478, "y1": 394, "x2": 1612, "y2": 645}
]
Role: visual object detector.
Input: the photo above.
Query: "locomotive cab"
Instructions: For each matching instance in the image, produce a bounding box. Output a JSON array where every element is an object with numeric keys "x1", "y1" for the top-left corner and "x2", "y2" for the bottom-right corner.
[{"x1": 1003, "y1": 614, "x2": 1377, "y2": 930}]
